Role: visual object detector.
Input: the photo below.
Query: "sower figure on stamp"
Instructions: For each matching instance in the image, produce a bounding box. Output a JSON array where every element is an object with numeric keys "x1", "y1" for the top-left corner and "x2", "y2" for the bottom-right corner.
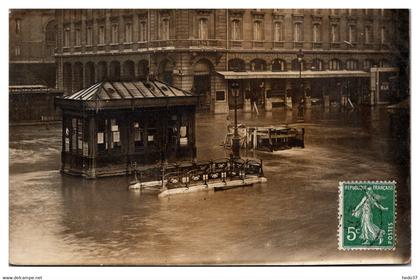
[{"x1": 352, "y1": 187, "x2": 388, "y2": 245}]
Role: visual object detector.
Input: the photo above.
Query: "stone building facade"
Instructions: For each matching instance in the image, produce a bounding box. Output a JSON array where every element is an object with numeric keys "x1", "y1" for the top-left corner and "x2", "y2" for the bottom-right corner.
[
  {"x1": 55, "y1": 9, "x2": 408, "y2": 113},
  {"x1": 9, "y1": 9, "x2": 57, "y2": 87}
]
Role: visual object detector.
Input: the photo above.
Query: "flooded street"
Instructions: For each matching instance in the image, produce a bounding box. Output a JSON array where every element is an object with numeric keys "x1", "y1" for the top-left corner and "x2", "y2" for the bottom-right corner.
[{"x1": 9, "y1": 106, "x2": 410, "y2": 265}]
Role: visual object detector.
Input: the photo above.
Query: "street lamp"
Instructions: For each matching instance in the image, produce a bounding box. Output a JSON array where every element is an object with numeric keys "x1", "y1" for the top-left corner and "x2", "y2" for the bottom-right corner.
[
  {"x1": 231, "y1": 80, "x2": 241, "y2": 158},
  {"x1": 297, "y1": 48, "x2": 305, "y2": 111}
]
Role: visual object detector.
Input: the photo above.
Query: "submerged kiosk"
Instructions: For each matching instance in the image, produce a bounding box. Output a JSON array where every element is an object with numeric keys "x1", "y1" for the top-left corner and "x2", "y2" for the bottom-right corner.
[{"x1": 55, "y1": 80, "x2": 197, "y2": 178}]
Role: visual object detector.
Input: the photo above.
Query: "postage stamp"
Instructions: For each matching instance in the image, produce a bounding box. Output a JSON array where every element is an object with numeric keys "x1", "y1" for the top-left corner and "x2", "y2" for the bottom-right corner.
[{"x1": 338, "y1": 181, "x2": 397, "y2": 250}]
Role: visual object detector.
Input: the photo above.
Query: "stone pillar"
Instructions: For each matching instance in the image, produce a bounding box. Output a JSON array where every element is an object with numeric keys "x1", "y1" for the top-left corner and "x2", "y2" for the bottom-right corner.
[
  {"x1": 87, "y1": 115, "x2": 97, "y2": 179},
  {"x1": 304, "y1": 80, "x2": 311, "y2": 108},
  {"x1": 265, "y1": 80, "x2": 272, "y2": 111},
  {"x1": 285, "y1": 79, "x2": 293, "y2": 109},
  {"x1": 243, "y1": 80, "x2": 252, "y2": 112}
]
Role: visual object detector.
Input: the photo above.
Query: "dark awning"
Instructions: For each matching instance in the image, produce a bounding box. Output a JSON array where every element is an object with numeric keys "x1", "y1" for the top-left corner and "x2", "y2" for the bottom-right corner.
[{"x1": 55, "y1": 80, "x2": 198, "y2": 111}]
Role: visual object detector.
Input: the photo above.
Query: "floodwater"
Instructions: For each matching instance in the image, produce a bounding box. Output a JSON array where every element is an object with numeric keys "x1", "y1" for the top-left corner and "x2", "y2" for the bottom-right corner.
[{"x1": 9, "y1": 106, "x2": 410, "y2": 265}]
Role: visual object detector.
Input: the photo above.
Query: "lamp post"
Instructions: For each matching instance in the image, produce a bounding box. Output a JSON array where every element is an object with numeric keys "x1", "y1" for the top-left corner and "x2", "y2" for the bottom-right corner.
[
  {"x1": 231, "y1": 80, "x2": 241, "y2": 158},
  {"x1": 297, "y1": 48, "x2": 305, "y2": 112}
]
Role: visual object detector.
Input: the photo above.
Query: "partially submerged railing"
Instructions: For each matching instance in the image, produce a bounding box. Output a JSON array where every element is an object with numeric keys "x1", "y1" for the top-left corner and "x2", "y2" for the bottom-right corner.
[{"x1": 131, "y1": 158, "x2": 264, "y2": 190}]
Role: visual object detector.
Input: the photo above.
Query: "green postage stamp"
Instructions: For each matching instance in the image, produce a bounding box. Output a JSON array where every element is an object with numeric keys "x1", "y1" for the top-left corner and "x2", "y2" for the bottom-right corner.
[{"x1": 338, "y1": 181, "x2": 397, "y2": 250}]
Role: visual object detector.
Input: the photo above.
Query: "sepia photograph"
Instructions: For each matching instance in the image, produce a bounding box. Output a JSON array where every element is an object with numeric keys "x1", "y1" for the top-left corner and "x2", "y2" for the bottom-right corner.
[{"x1": 6, "y1": 6, "x2": 412, "y2": 271}]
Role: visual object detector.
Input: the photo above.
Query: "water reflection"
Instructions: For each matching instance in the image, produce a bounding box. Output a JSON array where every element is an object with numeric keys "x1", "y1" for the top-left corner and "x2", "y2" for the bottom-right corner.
[{"x1": 9, "y1": 106, "x2": 410, "y2": 265}]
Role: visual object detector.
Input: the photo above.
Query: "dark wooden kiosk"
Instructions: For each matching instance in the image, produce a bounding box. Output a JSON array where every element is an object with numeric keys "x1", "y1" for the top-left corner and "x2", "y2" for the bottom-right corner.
[{"x1": 55, "y1": 80, "x2": 197, "y2": 178}]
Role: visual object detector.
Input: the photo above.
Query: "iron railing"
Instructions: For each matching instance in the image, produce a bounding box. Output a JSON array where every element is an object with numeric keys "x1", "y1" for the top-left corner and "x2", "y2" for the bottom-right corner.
[{"x1": 131, "y1": 157, "x2": 263, "y2": 190}]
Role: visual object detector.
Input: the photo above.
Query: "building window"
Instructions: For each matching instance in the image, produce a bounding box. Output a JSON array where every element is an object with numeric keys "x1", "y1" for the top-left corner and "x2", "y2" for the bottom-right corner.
[
  {"x1": 231, "y1": 19, "x2": 241, "y2": 40},
  {"x1": 294, "y1": 22, "x2": 302, "y2": 42},
  {"x1": 75, "y1": 27, "x2": 81, "y2": 46},
  {"x1": 363, "y1": 59, "x2": 374, "y2": 69},
  {"x1": 272, "y1": 59, "x2": 286, "y2": 72},
  {"x1": 124, "y1": 22, "x2": 132, "y2": 43},
  {"x1": 139, "y1": 21, "x2": 147, "y2": 42},
  {"x1": 312, "y1": 59, "x2": 323, "y2": 71},
  {"x1": 198, "y1": 18, "x2": 208, "y2": 40},
  {"x1": 133, "y1": 121, "x2": 144, "y2": 149},
  {"x1": 274, "y1": 22, "x2": 283, "y2": 42},
  {"x1": 86, "y1": 26, "x2": 93, "y2": 45},
  {"x1": 364, "y1": 26, "x2": 372, "y2": 44},
  {"x1": 111, "y1": 24, "x2": 119, "y2": 44},
  {"x1": 381, "y1": 27, "x2": 386, "y2": 44},
  {"x1": 331, "y1": 24, "x2": 338, "y2": 43},
  {"x1": 14, "y1": 45, "x2": 20, "y2": 56},
  {"x1": 348, "y1": 25, "x2": 356, "y2": 43},
  {"x1": 346, "y1": 60, "x2": 359, "y2": 70},
  {"x1": 15, "y1": 19, "x2": 21, "y2": 34},
  {"x1": 98, "y1": 25, "x2": 105, "y2": 45},
  {"x1": 64, "y1": 27, "x2": 70, "y2": 47},
  {"x1": 313, "y1": 24, "x2": 320, "y2": 42},
  {"x1": 253, "y1": 21, "x2": 262, "y2": 41},
  {"x1": 110, "y1": 119, "x2": 121, "y2": 150},
  {"x1": 161, "y1": 18, "x2": 170, "y2": 40},
  {"x1": 329, "y1": 59, "x2": 342, "y2": 70}
]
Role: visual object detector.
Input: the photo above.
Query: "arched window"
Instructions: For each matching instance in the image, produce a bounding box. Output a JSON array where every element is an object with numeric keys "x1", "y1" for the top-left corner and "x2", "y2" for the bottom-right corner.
[
  {"x1": 329, "y1": 59, "x2": 343, "y2": 70},
  {"x1": 109, "y1": 61, "x2": 121, "y2": 81},
  {"x1": 250, "y1": 59, "x2": 266, "y2": 71},
  {"x1": 122, "y1": 60, "x2": 135, "y2": 81},
  {"x1": 346, "y1": 59, "x2": 359, "y2": 70},
  {"x1": 45, "y1": 20, "x2": 56, "y2": 43},
  {"x1": 158, "y1": 59, "x2": 174, "y2": 85},
  {"x1": 97, "y1": 61, "x2": 107, "y2": 82},
  {"x1": 85, "y1": 62, "x2": 95, "y2": 86},
  {"x1": 228, "y1": 58, "x2": 246, "y2": 72},
  {"x1": 311, "y1": 59, "x2": 323, "y2": 71},
  {"x1": 272, "y1": 59, "x2": 286, "y2": 72},
  {"x1": 138, "y1": 60, "x2": 149, "y2": 80}
]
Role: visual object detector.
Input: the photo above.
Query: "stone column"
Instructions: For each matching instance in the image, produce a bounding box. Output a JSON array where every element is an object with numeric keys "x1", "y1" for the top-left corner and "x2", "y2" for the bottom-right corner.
[
  {"x1": 265, "y1": 80, "x2": 272, "y2": 111},
  {"x1": 285, "y1": 79, "x2": 293, "y2": 109},
  {"x1": 304, "y1": 80, "x2": 311, "y2": 108},
  {"x1": 243, "y1": 80, "x2": 252, "y2": 112}
]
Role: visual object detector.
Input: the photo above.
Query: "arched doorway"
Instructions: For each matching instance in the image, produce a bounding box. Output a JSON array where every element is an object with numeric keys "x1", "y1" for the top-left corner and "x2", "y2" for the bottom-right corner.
[
  {"x1": 72, "y1": 62, "x2": 84, "y2": 92},
  {"x1": 158, "y1": 59, "x2": 174, "y2": 85},
  {"x1": 109, "y1": 61, "x2": 121, "y2": 81},
  {"x1": 97, "y1": 61, "x2": 107, "y2": 82},
  {"x1": 85, "y1": 62, "x2": 95, "y2": 87},
  {"x1": 138, "y1": 60, "x2": 149, "y2": 80},
  {"x1": 228, "y1": 58, "x2": 246, "y2": 72},
  {"x1": 122, "y1": 60, "x2": 135, "y2": 81},
  {"x1": 193, "y1": 59, "x2": 213, "y2": 111},
  {"x1": 63, "y1": 62, "x2": 72, "y2": 95}
]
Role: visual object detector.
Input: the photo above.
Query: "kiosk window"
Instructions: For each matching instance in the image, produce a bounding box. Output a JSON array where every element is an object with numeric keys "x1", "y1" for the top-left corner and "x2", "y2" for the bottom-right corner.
[
  {"x1": 110, "y1": 119, "x2": 121, "y2": 150},
  {"x1": 134, "y1": 122, "x2": 144, "y2": 149}
]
